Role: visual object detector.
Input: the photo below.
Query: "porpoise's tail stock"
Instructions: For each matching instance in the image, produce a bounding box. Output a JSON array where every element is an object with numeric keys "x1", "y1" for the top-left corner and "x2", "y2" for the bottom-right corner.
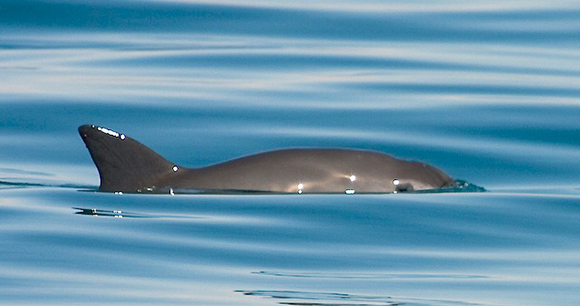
[{"x1": 78, "y1": 124, "x2": 179, "y2": 192}]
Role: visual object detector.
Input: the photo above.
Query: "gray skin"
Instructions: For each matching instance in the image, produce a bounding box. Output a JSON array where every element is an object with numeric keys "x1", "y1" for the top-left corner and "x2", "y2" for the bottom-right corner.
[{"x1": 79, "y1": 124, "x2": 455, "y2": 194}]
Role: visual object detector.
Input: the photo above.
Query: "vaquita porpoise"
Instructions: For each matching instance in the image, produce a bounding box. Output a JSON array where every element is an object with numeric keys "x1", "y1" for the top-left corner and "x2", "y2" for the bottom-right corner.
[{"x1": 79, "y1": 124, "x2": 456, "y2": 194}]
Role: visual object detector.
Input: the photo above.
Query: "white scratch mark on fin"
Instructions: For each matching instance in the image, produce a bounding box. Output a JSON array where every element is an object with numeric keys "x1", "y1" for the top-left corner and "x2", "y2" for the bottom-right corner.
[{"x1": 97, "y1": 126, "x2": 121, "y2": 138}]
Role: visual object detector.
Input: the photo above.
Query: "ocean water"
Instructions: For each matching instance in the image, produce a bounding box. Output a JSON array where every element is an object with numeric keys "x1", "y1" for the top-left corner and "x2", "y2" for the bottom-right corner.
[{"x1": 2, "y1": 1, "x2": 580, "y2": 305}]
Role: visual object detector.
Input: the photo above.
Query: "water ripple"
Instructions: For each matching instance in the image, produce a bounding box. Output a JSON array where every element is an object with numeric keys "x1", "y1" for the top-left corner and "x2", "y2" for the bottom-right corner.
[
  {"x1": 253, "y1": 271, "x2": 488, "y2": 280},
  {"x1": 236, "y1": 290, "x2": 485, "y2": 306}
]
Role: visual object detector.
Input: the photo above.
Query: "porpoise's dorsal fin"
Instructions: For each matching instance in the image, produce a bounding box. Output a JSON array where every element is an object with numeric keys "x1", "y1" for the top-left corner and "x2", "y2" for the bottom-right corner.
[{"x1": 78, "y1": 124, "x2": 179, "y2": 192}]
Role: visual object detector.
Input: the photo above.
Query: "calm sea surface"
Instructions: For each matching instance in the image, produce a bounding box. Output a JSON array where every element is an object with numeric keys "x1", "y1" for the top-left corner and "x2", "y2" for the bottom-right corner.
[{"x1": 2, "y1": 1, "x2": 580, "y2": 305}]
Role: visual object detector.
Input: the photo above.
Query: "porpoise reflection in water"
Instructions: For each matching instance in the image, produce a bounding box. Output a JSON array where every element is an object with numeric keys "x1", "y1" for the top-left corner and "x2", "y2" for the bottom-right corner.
[{"x1": 79, "y1": 124, "x2": 457, "y2": 194}]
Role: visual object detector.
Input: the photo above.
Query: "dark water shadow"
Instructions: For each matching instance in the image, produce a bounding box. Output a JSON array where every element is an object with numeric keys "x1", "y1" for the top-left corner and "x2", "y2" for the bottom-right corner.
[
  {"x1": 72, "y1": 207, "x2": 201, "y2": 220},
  {"x1": 236, "y1": 290, "x2": 485, "y2": 306},
  {"x1": 73, "y1": 207, "x2": 151, "y2": 218}
]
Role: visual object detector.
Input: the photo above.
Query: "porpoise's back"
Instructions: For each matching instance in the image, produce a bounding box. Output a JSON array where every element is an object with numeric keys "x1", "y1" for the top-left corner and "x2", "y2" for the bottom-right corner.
[
  {"x1": 79, "y1": 124, "x2": 454, "y2": 194},
  {"x1": 172, "y1": 149, "x2": 454, "y2": 193}
]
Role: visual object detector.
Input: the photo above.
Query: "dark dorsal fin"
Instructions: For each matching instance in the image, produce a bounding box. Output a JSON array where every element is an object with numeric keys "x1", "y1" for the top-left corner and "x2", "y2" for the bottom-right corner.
[{"x1": 78, "y1": 125, "x2": 179, "y2": 192}]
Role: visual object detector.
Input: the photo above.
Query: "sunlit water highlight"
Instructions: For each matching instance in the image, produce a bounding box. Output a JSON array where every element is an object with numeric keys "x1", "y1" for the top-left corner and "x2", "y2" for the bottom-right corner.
[{"x1": 2, "y1": 1, "x2": 580, "y2": 305}]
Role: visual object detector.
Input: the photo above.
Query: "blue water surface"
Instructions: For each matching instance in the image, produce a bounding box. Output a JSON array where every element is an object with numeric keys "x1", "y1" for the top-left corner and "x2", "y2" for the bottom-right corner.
[{"x1": 1, "y1": 1, "x2": 580, "y2": 305}]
